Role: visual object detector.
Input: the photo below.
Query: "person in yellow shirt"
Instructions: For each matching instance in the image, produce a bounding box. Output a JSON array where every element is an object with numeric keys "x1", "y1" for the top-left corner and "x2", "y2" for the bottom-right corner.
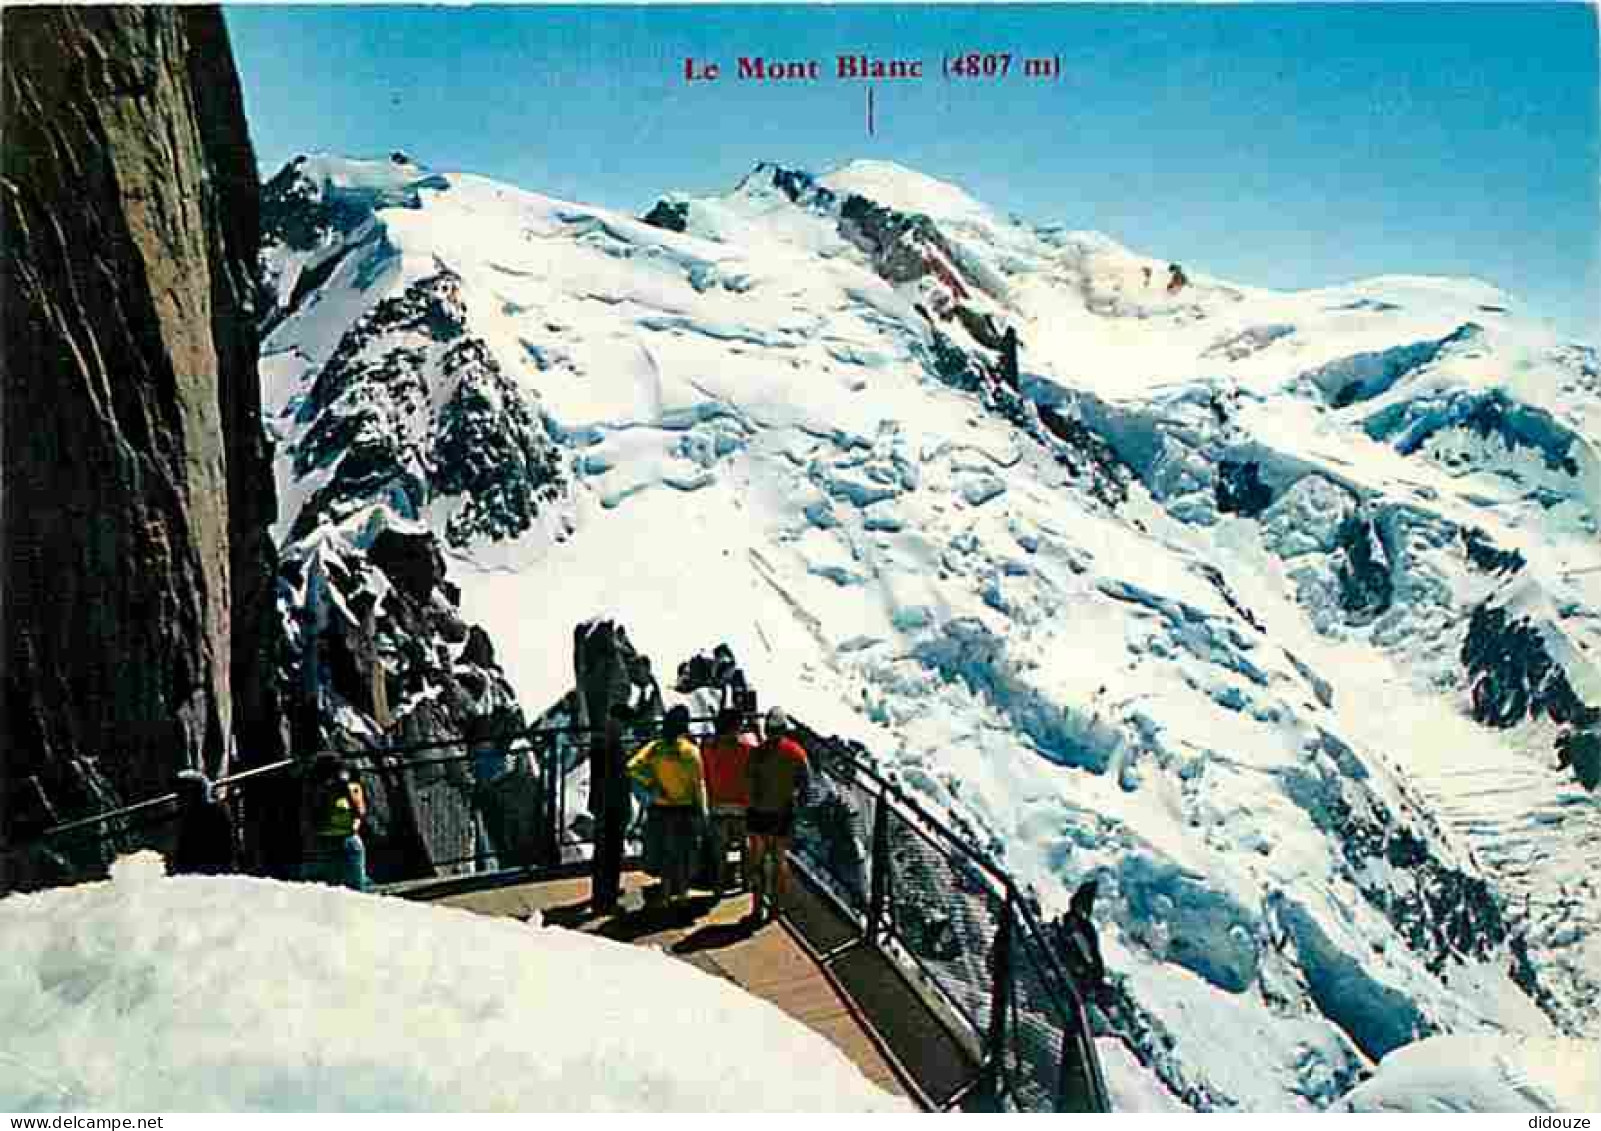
[
  {"x1": 627, "y1": 705, "x2": 707, "y2": 907},
  {"x1": 305, "y1": 752, "x2": 368, "y2": 891}
]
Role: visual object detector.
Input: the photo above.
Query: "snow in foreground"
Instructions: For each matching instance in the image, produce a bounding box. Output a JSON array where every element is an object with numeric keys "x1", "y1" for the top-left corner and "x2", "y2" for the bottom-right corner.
[
  {"x1": 0, "y1": 853, "x2": 908, "y2": 1112},
  {"x1": 1338, "y1": 1033, "x2": 1601, "y2": 1113}
]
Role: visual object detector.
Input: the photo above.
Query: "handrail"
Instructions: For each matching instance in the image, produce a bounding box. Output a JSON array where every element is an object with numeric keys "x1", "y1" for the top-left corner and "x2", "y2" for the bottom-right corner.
[
  {"x1": 804, "y1": 728, "x2": 1011, "y2": 887},
  {"x1": 790, "y1": 720, "x2": 1111, "y2": 1113},
  {"x1": 12, "y1": 713, "x2": 731, "y2": 852},
  {"x1": 14, "y1": 759, "x2": 297, "y2": 846}
]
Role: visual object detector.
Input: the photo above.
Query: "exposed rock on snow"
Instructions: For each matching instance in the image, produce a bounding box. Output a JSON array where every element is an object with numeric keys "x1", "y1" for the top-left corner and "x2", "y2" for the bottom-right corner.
[
  {"x1": 1464, "y1": 603, "x2": 1595, "y2": 733},
  {"x1": 1215, "y1": 458, "x2": 1274, "y2": 517},
  {"x1": 641, "y1": 198, "x2": 689, "y2": 233},
  {"x1": 1462, "y1": 590, "x2": 1601, "y2": 791},
  {"x1": 290, "y1": 269, "x2": 566, "y2": 546}
]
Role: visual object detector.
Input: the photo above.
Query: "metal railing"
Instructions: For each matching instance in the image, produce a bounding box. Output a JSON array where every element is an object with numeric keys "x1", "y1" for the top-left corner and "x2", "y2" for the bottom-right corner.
[
  {"x1": 3, "y1": 714, "x2": 1110, "y2": 1112},
  {"x1": 786, "y1": 723, "x2": 1110, "y2": 1112},
  {"x1": 0, "y1": 717, "x2": 668, "y2": 891}
]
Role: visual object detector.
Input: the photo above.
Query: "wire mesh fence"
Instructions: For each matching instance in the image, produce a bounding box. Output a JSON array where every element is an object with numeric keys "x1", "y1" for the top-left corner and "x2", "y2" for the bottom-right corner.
[
  {"x1": 879, "y1": 804, "x2": 1002, "y2": 1036},
  {"x1": 1005, "y1": 918, "x2": 1081, "y2": 1110},
  {"x1": 790, "y1": 753, "x2": 878, "y2": 921},
  {"x1": 346, "y1": 740, "x2": 543, "y2": 881},
  {"x1": 789, "y1": 725, "x2": 1110, "y2": 1113}
]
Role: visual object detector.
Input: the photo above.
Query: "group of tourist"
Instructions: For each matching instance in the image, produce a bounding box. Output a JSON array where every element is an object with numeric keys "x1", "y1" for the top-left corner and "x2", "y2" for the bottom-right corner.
[
  {"x1": 626, "y1": 704, "x2": 810, "y2": 924},
  {"x1": 169, "y1": 702, "x2": 811, "y2": 926}
]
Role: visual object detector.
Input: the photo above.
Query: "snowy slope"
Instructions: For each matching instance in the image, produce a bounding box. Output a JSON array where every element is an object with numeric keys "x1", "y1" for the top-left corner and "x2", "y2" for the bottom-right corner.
[
  {"x1": 261, "y1": 153, "x2": 1601, "y2": 1110},
  {"x1": 0, "y1": 853, "x2": 906, "y2": 1111},
  {"x1": 1338, "y1": 1033, "x2": 1601, "y2": 1113}
]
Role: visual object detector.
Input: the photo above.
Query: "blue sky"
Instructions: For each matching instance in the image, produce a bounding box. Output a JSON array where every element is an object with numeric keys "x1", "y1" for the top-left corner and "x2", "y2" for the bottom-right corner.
[{"x1": 227, "y1": 4, "x2": 1599, "y2": 340}]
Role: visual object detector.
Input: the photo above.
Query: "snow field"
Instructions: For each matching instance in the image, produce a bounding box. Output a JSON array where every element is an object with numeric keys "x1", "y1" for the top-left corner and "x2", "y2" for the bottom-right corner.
[{"x1": 0, "y1": 853, "x2": 908, "y2": 1112}]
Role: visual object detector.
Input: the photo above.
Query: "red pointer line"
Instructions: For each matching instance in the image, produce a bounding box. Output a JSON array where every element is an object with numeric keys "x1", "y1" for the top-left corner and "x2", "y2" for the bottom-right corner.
[{"x1": 868, "y1": 86, "x2": 875, "y2": 136}]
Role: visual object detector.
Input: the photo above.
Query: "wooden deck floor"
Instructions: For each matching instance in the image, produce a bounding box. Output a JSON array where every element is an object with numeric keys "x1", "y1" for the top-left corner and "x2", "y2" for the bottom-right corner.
[{"x1": 423, "y1": 871, "x2": 912, "y2": 1102}]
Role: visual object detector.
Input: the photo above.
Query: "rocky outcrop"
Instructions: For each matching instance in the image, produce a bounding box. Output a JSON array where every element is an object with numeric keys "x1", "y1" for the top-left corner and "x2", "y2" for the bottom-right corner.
[
  {"x1": 289, "y1": 270, "x2": 566, "y2": 548},
  {"x1": 1215, "y1": 459, "x2": 1273, "y2": 518},
  {"x1": 2, "y1": 8, "x2": 282, "y2": 863},
  {"x1": 1461, "y1": 601, "x2": 1600, "y2": 790},
  {"x1": 276, "y1": 512, "x2": 526, "y2": 880},
  {"x1": 1037, "y1": 401, "x2": 1131, "y2": 508},
  {"x1": 280, "y1": 519, "x2": 526, "y2": 754},
  {"x1": 741, "y1": 163, "x2": 838, "y2": 211},
  {"x1": 918, "y1": 323, "x2": 1130, "y2": 508},
  {"x1": 1556, "y1": 728, "x2": 1601, "y2": 791},
  {"x1": 1332, "y1": 514, "x2": 1394, "y2": 623},
  {"x1": 842, "y1": 194, "x2": 971, "y2": 291},
  {"x1": 257, "y1": 151, "x2": 448, "y2": 329},
  {"x1": 571, "y1": 619, "x2": 661, "y2": 812},
  {"x1": 640, "y1": 199, "x2": 688, "y2": 233},
  {"x1": 1462, "y1": 604, "x2": 1594, "y2": 732},
  {"x1": 1460, "y1": 527, "x2": 1526, "y2": 576}
]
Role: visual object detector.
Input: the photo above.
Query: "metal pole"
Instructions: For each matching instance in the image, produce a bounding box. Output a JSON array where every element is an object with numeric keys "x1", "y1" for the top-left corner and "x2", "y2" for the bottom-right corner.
[
  {"x1": 985, "y1": 890, "x2": 1015, "y2": 1106},
  {"x1": 1055, "y1": 1026, "x2": 1098, "y2": 1113},
  {"x1": 866, "y1": 791, "x2": 891, "y2": 942},
  {"x1": 540, "y1": 736, "x2": 560, "y2": 869}
]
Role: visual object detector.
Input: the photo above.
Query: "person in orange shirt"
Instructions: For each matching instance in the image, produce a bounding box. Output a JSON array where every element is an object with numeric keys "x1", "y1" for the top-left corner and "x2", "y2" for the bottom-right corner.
[{"x1": 700, "y1": 707, "x2": 757, "y2": 895}]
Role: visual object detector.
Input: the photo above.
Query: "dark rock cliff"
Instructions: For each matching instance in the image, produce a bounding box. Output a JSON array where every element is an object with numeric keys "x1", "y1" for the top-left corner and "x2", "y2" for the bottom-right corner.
[
  {"x1": 288, "y1": 269, "x2": 566, "y2": 548},
  {"x1": 1, "y1": 7, "x2": 283, "y2": 864}
]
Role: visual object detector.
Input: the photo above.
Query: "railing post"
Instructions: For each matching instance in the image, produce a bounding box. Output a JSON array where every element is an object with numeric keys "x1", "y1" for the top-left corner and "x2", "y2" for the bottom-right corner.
[
  {"x1": 539, "y1": 735, "x2": 560, "y2": 869},
  {"x1": 1056, "y1": 1026, "x2": 1095, "y2": 1113},
  {"x1": 865, "y1": 791, "x2": 891, "y2": 942},
  {"x1": 1055, "y1": 1029, "x2": 1073, "y2": 1114},
  {"x1": 985, "y1": 889, "x2": 1016, "y2": 1106}
]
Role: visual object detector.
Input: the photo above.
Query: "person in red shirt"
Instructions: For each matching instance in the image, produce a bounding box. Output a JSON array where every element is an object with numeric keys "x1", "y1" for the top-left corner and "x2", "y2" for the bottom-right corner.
[
  {"x1": 745, "y1": 707, "x2": 811, "y2": 924},
  {"x1": 700, "y1": 707, "x2": 757, "y2": 895}
]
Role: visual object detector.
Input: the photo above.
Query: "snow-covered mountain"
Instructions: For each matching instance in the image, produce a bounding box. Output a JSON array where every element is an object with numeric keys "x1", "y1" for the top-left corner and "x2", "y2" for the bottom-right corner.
[{"x1": 258, "y1": 152, "x2": 1601, "y2": 1110}]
